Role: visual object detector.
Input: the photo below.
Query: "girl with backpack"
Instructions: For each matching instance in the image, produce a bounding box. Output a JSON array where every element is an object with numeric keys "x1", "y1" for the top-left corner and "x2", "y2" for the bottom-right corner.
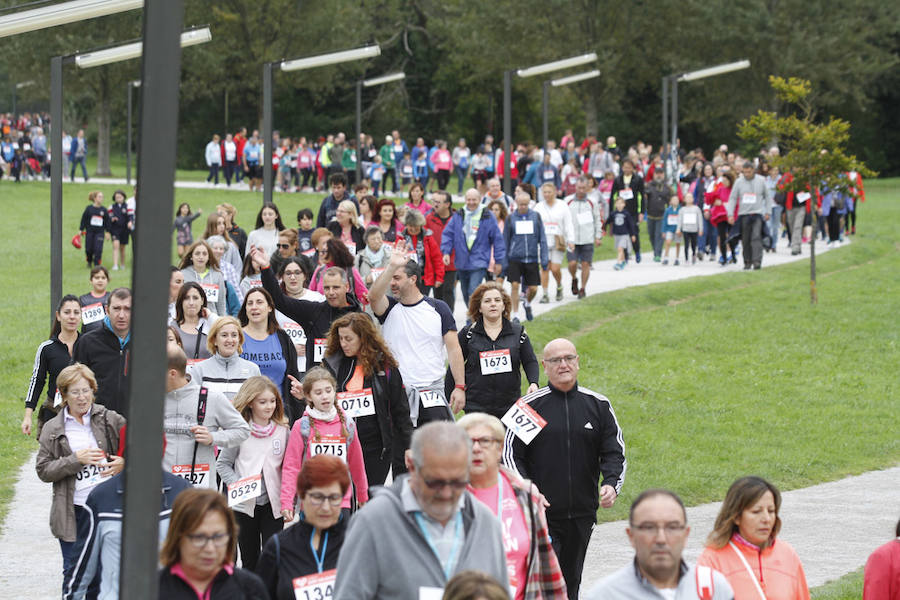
[{"x1": 279, "y1": 368, "x2": 368, "y2": 523}]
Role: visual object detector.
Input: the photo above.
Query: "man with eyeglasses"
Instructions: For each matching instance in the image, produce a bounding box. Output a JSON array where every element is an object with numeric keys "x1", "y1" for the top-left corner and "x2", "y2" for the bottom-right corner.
[
  {"x1": 334, "y1": 421, "x2": 508, "y2": 599},
  {"x1": 502, "y1": 337, "x2": 626, "y2": 600},
  {"x1": 586, "y1": 489, "x2": 733, "y2": 599}
]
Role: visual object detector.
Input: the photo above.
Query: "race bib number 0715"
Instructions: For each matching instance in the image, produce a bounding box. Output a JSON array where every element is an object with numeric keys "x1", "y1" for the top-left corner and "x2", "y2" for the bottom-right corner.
[
  {"x1": 310, "y1": 436, "x2": 346, "y2": 462},
  {"x1": 502, "y1": 399, "x2": 547, "y2": 445}
]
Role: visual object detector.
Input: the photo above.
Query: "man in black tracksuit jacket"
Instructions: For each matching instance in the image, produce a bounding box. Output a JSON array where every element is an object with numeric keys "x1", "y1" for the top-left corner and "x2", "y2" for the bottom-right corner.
[
  {"x1": 72, "y1": 289, "x2": 132, "y2": 415},
  {"x1": 503, "y1": 337, "x2": 626, "y2": 600}
]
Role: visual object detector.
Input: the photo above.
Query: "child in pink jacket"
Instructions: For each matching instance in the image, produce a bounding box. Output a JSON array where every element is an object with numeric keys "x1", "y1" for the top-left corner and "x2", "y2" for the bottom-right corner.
[{"x1": 279, "y1": 367, "x2": 368, "y2": 520}]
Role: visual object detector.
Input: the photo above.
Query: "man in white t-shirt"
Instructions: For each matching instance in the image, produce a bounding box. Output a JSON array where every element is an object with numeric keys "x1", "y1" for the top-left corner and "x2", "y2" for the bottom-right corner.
[{"x1": 368, "y1": 249, "x2": 466, "y2": 427}]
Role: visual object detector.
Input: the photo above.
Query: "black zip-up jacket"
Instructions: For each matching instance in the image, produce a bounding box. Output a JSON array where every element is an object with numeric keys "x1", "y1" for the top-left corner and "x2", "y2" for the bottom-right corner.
[
  {"x1": 158, "y1": 565, "x2": 268, "y2": 599},
  {"x1": 26, "y1": 333, "x2": 77, "y2": 410},
  {"x1": 445, "y1": 318, "x2": 539, "y2": 418},
  {"x1": 261, "y1": 265, "x2": 362, "y2": 368},
  {"x1": 644, "y1": 179, "x2": 670, "y2": 218},
  {"x1": 502, "y1": 382, "x2": 626, "y2": 520},
  {"x1": 272, "y1": 328, "x2": 302, "y2": 425},
  {"x1": 79, "y1": 204, "x2": 109, "y2": 233},
  {"x1": 610, "y1": 173, "x2": 645, "y2": 219},
  {"x1": 72, "y1": 323, "x2": 130, "y2": 415},
  {"x1": 323, "y1": 352, "x2": 413, "y2": 477}
]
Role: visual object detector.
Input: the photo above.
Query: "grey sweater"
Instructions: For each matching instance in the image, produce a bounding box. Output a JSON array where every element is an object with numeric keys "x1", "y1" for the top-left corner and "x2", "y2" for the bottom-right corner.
[
  {"x1": 190, "y1": 353, "x2": 260, "y2": 401},
  {"x1": 162, "y1": 377, "x2": 249, "y2": 489},
  {"x1": 586, "y1": 560, "x2": 734, "y2": 600},
  {"x1": 677, "y1": 204, "x2": 704, "y2": 234},
  {"x1": 334, "y1": 476, "x2": 509, "y2": 599},
  {"x1": 727, "y1": 175, "x2": 771, "y2": 217}
]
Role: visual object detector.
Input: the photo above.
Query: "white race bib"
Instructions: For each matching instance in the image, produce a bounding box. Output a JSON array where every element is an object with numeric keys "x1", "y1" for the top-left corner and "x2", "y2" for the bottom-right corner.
[
  {"x1": 577, "y1": 211, "x2": 594, "y2": 225},
  {"x1": 81, "y1": 302, "x2": 105, "y2": 325},
  {"x1": 171, "y1": 463, "x2": 211, "y2": 488},
  {"x1": 592, "y1": 170, "x2": 602, "y2": 178},
  {"x1": 310, "y1": 436, "x2": 346, "y2": 462},
  {"x1": 74, "y1": 461, "x2": 109, "y2": 491},
  {"x1": 683, "y1": 212, "x2": 697, "y2": 226},
  {"x1": 515, "y1": 220, "x2": 534, "y2": 235},
  {"x1": 53, "y1": 389, "x2": 63, "y2": 408},
  {"x1": 666, "y1": 214, "x2": 678, "y2": 227},
  {"x1": 601, "y1": 191, "x2": 611, "y2": 201},
  {"x1": 90, "y1": 215, "x2": 103, "y2": 228},
  {"x1": 293, "y1": 570, "x2": 336, "y2": 600},
  {"x1": 301, "y1": 248, "x2": 316, "y2": 257},
  {"x1": 543, "y1": 169, "x2": 554, "y2": 179},
  {"x1": 501, "y1": 399, "x2": 547, "y2": 445},
  {"x1": 479, "y1": 349, "x2": 512, "y2": 375},
  {"x1": 619, "y1": 189, "x2": 634, "y2": 200},
  {"x1": 337, "y1": 389, "x2": 376, "y2": 418},
  {"x1": 370, "y1": 267, "x2": 386, "y2": 281},
  {"x1": 313, "y1": 338, "x2": 327, "y2": 363},
  {"x1": 282, "y1": 321, "x2": 307, "y2": 346},
  {"x1": 419, "y1": 389, "x2": 446, "y2": 409},
  {"x1": 201, "y1": 283, "x2": 219, "y2": 303},
  {"x1": 419, "y1": 588, "x2": 444, "y2": 600},
  {"x1": 796, "y1": 192, "x2": 811, "y2": 204},
  {"x1": 227, "y1": 474, "x2": 262, "y2": 507},
  {"x1": 544, "y1": 222, "x2": 559, "y2": 236},
  {"x1": 742, "y1": 193, "x2": 758, "y2": 205}
]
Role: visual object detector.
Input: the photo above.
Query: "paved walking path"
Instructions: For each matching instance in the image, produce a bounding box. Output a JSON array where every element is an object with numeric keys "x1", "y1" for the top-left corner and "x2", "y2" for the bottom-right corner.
[{"x1": 4, "y1": 234, "x2": 878, "y2": 599}]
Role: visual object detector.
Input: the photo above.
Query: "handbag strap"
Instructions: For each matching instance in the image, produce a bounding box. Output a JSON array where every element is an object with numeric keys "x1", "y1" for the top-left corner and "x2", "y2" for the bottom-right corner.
[{"x1": 729, "y1": 541, "x2": 767, "y2": 600}]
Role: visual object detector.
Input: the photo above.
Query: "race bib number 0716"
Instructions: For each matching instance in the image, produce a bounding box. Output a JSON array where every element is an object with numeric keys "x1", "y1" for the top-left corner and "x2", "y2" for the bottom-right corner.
[
  {"x1": 337, "y1": 389, "x2": 375, "y2": 418},
  {"x1": 502, "y1": 399, "x2": 547, "y2": 445}
]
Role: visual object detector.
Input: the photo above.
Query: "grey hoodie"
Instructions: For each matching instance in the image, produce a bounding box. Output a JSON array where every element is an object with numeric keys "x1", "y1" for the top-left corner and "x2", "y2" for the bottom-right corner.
[
  {"x1": 727, "y1": 175, "x2": 771, "y2": 217},
  {"x1": 334, "y1": 475, "x2": 509, "y2": 599},
  {"x1": 191, "y1": 352, "x2": 260, "y2": 401},
  {"x1": 162, "y1": 376, "x2": 249, "y2": 489}
]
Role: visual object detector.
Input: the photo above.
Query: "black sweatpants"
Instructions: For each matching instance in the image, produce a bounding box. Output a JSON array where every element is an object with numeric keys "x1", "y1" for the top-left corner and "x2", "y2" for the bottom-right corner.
[
  {"x1": 85, "y1": 230, "x2": 104, "y2": 266},
  {"x1": 548, "y1": 515, "x2": 594, "y2": 600},
  {"x1": 235, "y1": 504, "x2": 283, "y2": 571},
  {"x1": 683, "y1": 231, "x2": 698, "y2": 260},
  {"x1": 435, "y1": 270, "x2": 457, "y2": 312}
]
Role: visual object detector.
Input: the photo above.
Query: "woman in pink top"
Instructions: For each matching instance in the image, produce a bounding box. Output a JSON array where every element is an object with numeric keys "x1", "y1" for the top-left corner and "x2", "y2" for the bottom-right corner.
[
  {"x1": 279, "y1": 367, "x2": 368, "y2": 521},
  {"x1": 459, "y1": 413, "x2": 567, "y2": 600},
  {"x1": 405, "y1": 182, "x2": 433, "y2": 217},
  {"x1": 432, "y1": 140, "x2": 453, "y2": 191},
  {"x1": 698, "y1": 476, "x2": 810, "y2": 600}
]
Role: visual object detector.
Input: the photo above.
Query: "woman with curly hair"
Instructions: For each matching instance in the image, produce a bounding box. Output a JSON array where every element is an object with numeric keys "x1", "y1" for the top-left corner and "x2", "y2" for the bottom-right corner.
[{"x1": 321, "y1": 312, "x2": 412, "y2": 486}]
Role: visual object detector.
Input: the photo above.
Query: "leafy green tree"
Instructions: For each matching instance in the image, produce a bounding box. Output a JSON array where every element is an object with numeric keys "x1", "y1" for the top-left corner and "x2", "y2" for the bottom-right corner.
[{"x1": 739, "y1": 76, "x2": 875, "y2": 304}]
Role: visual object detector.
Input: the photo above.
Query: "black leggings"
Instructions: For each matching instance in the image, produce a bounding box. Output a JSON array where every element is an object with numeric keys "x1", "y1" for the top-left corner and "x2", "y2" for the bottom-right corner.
[
  {"x1": 683, "y1": 232, "x2": 698, "y2": 259},
  {"x1": 436, "y1": 169, "x2": 451, "y2": 190},
  {"x1": 235, "y1": 504, "x2": 283, "y2": 571},
  {"x1": 846, "y1": 207, "x2": 856, "y2": 231},
  {"x1": 827, "y1": 210, "x2": 842, "y2": 242},
  {"x1": 717, "y1": 221, "x2": 737, "y2": 259}
]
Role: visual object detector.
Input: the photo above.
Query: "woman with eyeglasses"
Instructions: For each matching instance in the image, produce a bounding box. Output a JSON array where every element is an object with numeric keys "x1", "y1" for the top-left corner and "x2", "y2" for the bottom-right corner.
[
  {"x1": 158, "y1": 488, "x2": 268, "y2": 599},
  {"x1": 447, "y1": 281, "x2": 539, "y2": 419},
  {"x1": 274, "y1": 257, "x2": 324, "y2": 374},
  {"x1": 36, "y1": 363, "x2": 126, "y2": 585},
  {"x1": 326, "y1": 199, "x2": 365, "y2": 255},
  {"x1": 256, "y1": 455, "x2": 351, "y2": 600},
  {"x1": 458, "y1": 413, "x2": 566, "y2": 600},
  {"x1": 698, "y1": 476, "x2": 810, "y2": 600}
]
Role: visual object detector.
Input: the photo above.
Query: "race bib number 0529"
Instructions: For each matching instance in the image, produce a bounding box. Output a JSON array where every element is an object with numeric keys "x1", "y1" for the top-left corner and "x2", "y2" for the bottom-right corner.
[
  {"x1": 502, "y1": 399, "x2": 547, "y2": 445},
  {"x1": 227, "y1": 474, "x2": 262, "y2": 507}
]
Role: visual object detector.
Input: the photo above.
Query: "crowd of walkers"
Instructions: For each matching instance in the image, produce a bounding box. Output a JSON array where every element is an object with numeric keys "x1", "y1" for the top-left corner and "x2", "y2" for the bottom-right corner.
[{"x1": 17, "y1": 125, "x2": 884, "y2": 600}]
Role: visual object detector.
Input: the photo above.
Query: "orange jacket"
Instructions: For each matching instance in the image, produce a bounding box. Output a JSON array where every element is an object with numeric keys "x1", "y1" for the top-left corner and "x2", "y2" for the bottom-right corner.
[{"x1": 697, "y1": 535, "x2": 810, "y2": 600}]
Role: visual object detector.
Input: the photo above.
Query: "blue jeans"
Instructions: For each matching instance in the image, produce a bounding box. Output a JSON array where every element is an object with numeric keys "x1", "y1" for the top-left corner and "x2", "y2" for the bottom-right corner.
[
  {"x1": 455, "y1": 166, "x2": 468, "y2": 194},
  {"x1": 70, "y1": 156, "x2": 87, "y2": 180},
  {"x1": 457, "y1": 269, "x2": 486, "y2": 307},
  {"x1": 770, "y1": 204, "x2": 783, "y2": 244},
  {"x1": 646, "y1": 217, "x2": 663, "y2": 258},
  {"x1": 699, "y1": 217, "x2": 718, "y2": 256}
]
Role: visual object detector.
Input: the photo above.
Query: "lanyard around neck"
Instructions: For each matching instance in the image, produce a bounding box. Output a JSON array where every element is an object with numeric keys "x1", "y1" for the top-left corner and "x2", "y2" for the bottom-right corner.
[
  {"x1": 415, "y1": 510, "x2": 463, "y2": 580},
  {"x1": 309, "y1": 528, "x2": 330, "y2": 574}
]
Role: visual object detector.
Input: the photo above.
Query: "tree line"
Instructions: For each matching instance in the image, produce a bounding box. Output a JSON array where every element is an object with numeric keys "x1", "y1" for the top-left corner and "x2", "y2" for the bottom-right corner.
[{"x1": 1, "y1": 0, "x2": 898, "y2": 175}]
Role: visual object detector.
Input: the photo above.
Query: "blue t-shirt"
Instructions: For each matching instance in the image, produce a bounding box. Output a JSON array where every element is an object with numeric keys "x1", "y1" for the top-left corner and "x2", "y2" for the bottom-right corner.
[{"x1": 241, "y1": 332, "x2": 286, "y2": 388}]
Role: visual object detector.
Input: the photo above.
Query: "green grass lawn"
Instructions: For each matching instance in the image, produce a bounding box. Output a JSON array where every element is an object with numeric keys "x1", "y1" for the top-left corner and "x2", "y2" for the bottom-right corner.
[
  {"x1": 0, "y1": 178, "x2": 897, "y2": 544},
  {"x1": 810, "y1": 569, "x2": 864, "y2": 600}
]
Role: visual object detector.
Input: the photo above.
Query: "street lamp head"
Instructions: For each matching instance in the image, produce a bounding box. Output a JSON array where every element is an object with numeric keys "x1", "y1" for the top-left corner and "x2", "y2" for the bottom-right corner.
[
  {"x1": 362, "y1": 72, "x2": 405, "y2": 88},
  {"x1": 0, "y1": 0, "x2": 143, "y2": 38},
  {"x1": 280, "y1": 44, "x2": 380, "y2": 72},
  {"x1": 516, "y1": 52, "x2": 597, "y2": 79},
  {"x1": 551, "y1": 69, "x2": 601, "y2": 87},
  {"x1": 75, "y1": 26, "x2": 212, "y2": 68},
  {"x1": 677, "y1": 59, "x2": 750, "y2": 82}
]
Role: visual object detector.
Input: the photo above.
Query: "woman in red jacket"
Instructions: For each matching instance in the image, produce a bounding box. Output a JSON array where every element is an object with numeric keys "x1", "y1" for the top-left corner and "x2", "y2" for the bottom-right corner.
[
  {"x1": 708, "y1": 170, "x2": 737, "y2": 265},
  {"x1": 399, "y1": 208, "x2": 444, "y2": 297}
]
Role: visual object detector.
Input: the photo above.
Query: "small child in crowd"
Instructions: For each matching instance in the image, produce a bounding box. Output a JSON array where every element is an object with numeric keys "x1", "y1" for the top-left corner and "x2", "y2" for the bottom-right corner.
[
  {"x1": 662, "y1": 196, "x2": 681, "y2": 265},
  {"x1": 610, "y1": 197, "x2": 638, "y2": 270}
]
